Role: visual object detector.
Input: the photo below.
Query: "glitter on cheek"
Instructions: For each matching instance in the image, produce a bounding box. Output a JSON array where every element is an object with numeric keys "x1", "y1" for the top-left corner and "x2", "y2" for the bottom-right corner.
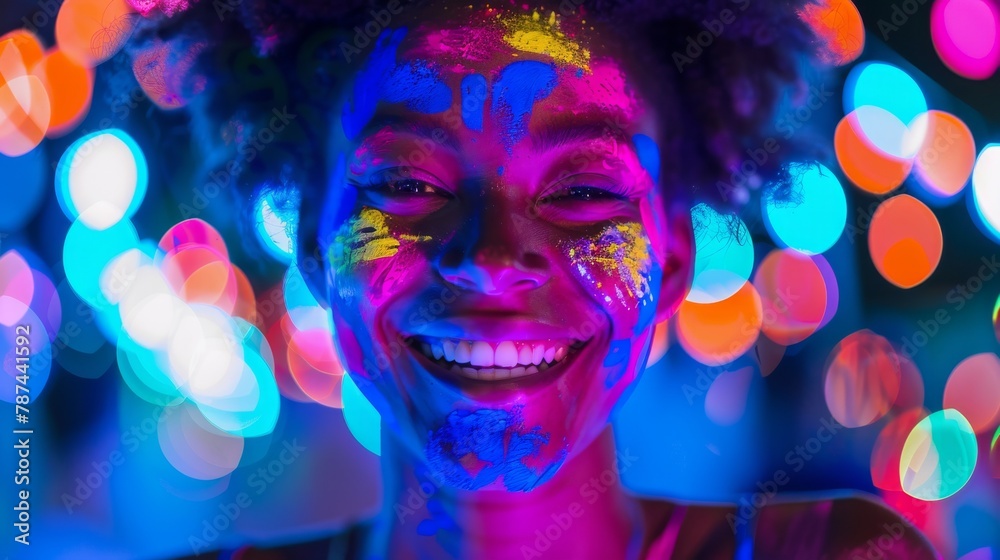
[{"x1": 564, "y1": 222, "x2": 655, "y2": 312}]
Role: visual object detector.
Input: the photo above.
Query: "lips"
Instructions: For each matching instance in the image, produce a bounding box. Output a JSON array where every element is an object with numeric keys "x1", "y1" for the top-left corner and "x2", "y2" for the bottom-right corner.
[{"x1": 405, "y1": 336, "x2": 581, "y2": 381}]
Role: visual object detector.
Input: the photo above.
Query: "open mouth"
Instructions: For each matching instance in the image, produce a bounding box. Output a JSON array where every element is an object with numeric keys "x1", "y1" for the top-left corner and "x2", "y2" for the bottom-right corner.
[{"x1": 404, "y1": 336, "x2": 585, "y2": 381}]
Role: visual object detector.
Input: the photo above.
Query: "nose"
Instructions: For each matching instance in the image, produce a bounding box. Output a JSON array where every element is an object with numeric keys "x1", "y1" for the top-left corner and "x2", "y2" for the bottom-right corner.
[{"x1": 438, "y1": 209, "x2": 550, "y2": 296}]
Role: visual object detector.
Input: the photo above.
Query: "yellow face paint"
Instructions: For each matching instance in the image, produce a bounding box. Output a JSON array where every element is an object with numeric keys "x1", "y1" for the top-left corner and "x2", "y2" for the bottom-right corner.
[
  {"x1": 500, "y1": 10, "x2": 591, "y2": 71},
  {"x1": 565, "y1": 222, "x2": 653, "y2": 310},
  {"x1": 331, "y1": 207, "x2": 430, "y2": 273}
]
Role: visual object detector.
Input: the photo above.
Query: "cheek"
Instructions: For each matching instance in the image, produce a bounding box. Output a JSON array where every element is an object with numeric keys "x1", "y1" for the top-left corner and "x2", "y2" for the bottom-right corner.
[
  {"x1": 563, "y1": 221, "x2": 660, "y2": 335},
  {"x1": 328, "y1": 206, "x2": 432, "y2": 307}
]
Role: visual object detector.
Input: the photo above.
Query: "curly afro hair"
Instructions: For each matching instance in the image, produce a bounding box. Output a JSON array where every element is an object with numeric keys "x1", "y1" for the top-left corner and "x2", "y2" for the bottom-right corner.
[{"x1": 119, "y1": 0, "x2": 830, "y2": 272}]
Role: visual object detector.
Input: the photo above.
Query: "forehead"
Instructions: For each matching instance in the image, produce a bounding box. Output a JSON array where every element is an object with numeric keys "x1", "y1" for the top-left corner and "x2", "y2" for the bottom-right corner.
[{"x1": 339, "y1": 8, "x2": 653, "y2": 145}]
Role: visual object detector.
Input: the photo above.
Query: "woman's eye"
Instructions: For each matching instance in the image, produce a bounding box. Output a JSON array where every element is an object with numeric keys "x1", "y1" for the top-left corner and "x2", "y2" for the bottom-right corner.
[
  {"x1": 361, "y1": 168, "x2": 454, "y2": 200},
  {"x1": 541, "y1": 184, "x2": 629, "y2": 204},
  {"x1": 382, "y1": 178, "x2": 442, "y2": 196},
  {"x1": 563, "y1": 186, "x2": 627, "y2": 201}
]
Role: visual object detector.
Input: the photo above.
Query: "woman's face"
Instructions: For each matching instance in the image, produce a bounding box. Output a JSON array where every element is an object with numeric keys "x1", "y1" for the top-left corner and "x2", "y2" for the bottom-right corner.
[{"x1": 319, "y1": 7, "x2": 692, "y2": 491}]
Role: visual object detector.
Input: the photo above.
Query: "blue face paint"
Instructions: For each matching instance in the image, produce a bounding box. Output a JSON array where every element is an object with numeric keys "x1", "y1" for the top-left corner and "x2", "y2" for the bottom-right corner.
[
  {"x1": 632, "y1": 134, "x2": 660, "y2": 183},
  {"x1": 497, "y1": 165, "x2": 504, "y2": 176},
  {"x1": 603, "y1": 339, "x2": 631, "y2": 388},
  {"x1": 460, "y1": 74, "x2": 488, "y2": 132},
  {"x1": 383, "y1": 62, "x2": 453, "y2": 113},
  {"x1": 634, "y1": 259, "x2": 662, "y2": 335},
  {"x1": 342, "y1": 28, "x2": 451, "y2": 140},
  {"x1": 491, "y1": 60, "x2": 558, "y2": 150},
  {"x1": 425, "y1": 407, "x2": 567, "y2": 491}
]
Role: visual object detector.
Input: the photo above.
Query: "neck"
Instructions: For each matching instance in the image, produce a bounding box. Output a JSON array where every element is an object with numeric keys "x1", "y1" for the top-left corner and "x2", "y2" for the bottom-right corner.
[{"x1": 367, "y1": 426, "x2": 640, "y2": 560}]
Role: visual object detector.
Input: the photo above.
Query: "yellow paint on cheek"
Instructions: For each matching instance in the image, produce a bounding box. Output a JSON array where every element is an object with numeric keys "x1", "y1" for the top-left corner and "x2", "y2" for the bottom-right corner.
[
  {"x1": 615, "y1": 223, "x2": 653, "y2": 299},
  {"x1": 331, "y1": 208, "x2": 430, "y2": 273},
  {"x1": 567, "y1": 222, "x2": 653, "y2": 304},
  {"x1": 500, "y1": 11, "x2": 591, "y2": 71}
]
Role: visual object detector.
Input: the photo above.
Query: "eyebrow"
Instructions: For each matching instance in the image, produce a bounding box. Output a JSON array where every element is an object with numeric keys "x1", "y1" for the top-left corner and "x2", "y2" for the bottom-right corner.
[
  {"x1": 356, "y1": 114, "x2": 461, "y2": 151},
  {"x1": 530, "y1": 122, "x2": 633, "y2": 153}
]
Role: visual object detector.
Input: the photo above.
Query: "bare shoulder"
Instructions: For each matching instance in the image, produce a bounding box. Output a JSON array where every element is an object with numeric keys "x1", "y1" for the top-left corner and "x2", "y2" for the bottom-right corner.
[{"x1": 757, "y1": 493, "x2": 939, "y2": 560}]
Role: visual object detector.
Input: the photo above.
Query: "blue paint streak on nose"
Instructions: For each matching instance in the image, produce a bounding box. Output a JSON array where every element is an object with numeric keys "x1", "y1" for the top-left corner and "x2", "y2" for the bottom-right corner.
[{"x1": 491, "y1": 61, "x2": 557, "y2": 151}]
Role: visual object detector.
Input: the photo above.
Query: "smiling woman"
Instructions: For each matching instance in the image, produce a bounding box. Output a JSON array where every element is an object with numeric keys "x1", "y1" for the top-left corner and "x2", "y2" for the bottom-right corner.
[{"x1": 121, "y1": 0, "x2": 938, "y2": 559}]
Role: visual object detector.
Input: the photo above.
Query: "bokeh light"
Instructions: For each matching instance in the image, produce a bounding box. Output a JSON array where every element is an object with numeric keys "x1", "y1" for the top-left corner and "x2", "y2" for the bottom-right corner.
[
  {"x1": 762, "y1": 163, "x2": 846, "y2": 255},
  {"x1": 63, "y1": 217, "x2": 139, "y2": 308},
  {"x1": 754, "y1": 249, "x2": 828, "y2": 345},
  {"x1": 845, "y1": 62, "x2": 927, "y2": 141},
  {"x1": 284, "y1": 264, "x2": 329, "y2": 333},
  {"x1": 798, "y1": 0, "x2": 865, "y2": 66},
  {"x1": 899, "y1": 408, "x2": 977, "y2": 501},
  {"x1": 943, "y1": 353, "x2": 1000, "y2": 434},
  {"x1": 972, "y1": 144, "x2": 1000, "y2": 242},
  {"x1": 704, "y1": 366, "x2": 754, "y2": 426},
  {"x1": 160, "y1": 245, "x2": 238, "y2": 314},
  {"x1": 824, "y1": 330, "x2": 901, "y2": 428},
  {"x1": 56, "y1": 129, "x2": 148, "y2": 230},
  {"x1": 55, "y1": 0, "x2": 138, "y2": 67},
  {"x1": 812, "y1": 254, "x2": 840, "y2": 329},
  {"x1": 868, "y1": 195, "x2": 943, "y2": 289},
  {"x1": 892, "y1": 353, "x2": 925, "y2": 412},
  {"x1": 157, "y1": 403, "x2": 244, "y2": 480},
  {"x1": 287, "y1": 326, "x2": 344, "y2": 408},
  {"x1": 845, "y1": 62, "x2": 927, "y2": 158},
  {"x1": 835, "y1": 109, "x2": 914, "y2": 194},
  {"x1": 688, "y1": 203, "x2": 754, "y2": 304},
  {"x1": 872, "y1": 407, "x2": 929, "y2": 492},
  {"x1": 0, "y1": 249, "x2": 34, "y2": 326},
  {"x1": 992, "y1": 426, "x2": 1000, "y2": 478},
  {"x1": 909, "y1": 111, "x2": 976, "y2": 201},
  {"x1": 677, "y1": 281, "x2": 762, "y2": 366},
  {"x1": 159, "y1": 218, "x2": 229, "y2": 259},
  {"x1": 931, "y1": 0, "x2": 1000, "y2": 80},
  {"x1": 0, "y1": 75, "x2": 51, "y2": 157},
  {"x1": 30, "y1": 48, "x2": 93, "y2": 137},
  {"x1": 0, "y1": 30, "x2": 49, "y2": 156},
  {"x1": 342, "y1": 373, "x2": 381, "y2": 456}
]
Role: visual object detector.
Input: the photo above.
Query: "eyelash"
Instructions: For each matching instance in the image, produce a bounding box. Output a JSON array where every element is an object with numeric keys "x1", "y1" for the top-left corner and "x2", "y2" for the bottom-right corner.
[
  {"x1": 540, "y1": 184, "x2": 632, "y2": 203},
  {"x1": 355, "y1": 169, "x2": 453, "y2": 198}
]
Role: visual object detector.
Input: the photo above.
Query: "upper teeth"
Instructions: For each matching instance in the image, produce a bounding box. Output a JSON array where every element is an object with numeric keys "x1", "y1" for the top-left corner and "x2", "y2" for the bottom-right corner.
[{"x1": 413, "y1": 338, "x2": 571, "y2": 368}]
